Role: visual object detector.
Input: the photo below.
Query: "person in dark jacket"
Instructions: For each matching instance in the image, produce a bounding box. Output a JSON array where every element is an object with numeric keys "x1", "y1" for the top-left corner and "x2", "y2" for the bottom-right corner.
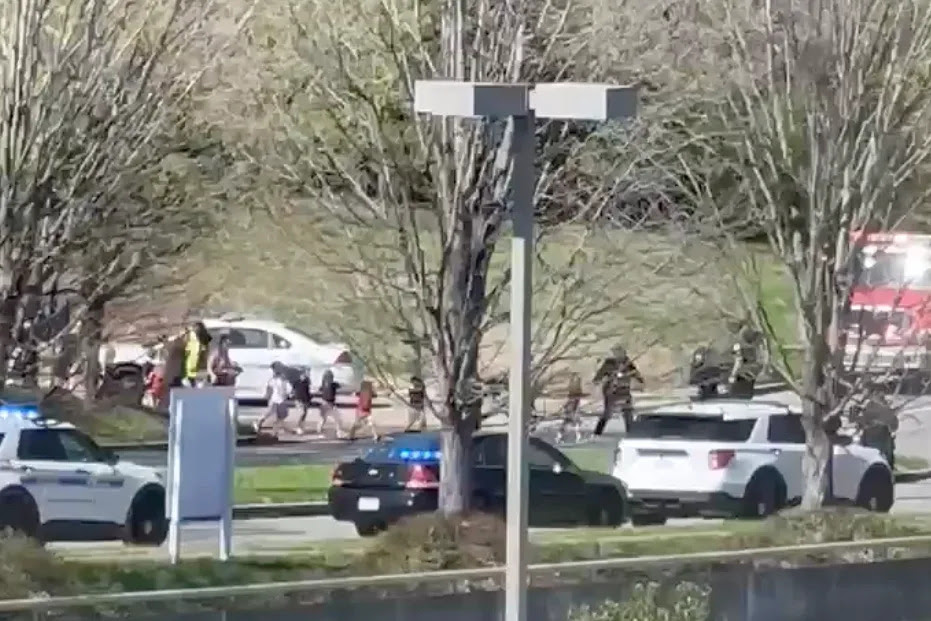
[
  {"x1": 318, "y1": 369, "x2": 345, "y2": 438},
  {"x1": 593, "y1": 345, "x2": 644, "y2": 435},
  {"x1": 405, "y1": 375, "x2": 428, "y2": 432},
  {"x1": 280, "y1": 365, "x2": 314, "y2": 435}
]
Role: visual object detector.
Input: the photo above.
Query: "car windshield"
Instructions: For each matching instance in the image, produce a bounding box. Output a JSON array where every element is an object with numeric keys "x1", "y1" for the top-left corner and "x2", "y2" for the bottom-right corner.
[
  {"x1": 857, "y1": 245, "x2": 931, "y2": 289},
  {"x1": 628, "y1": 414, "x2": 756, "y2": 442},
  {"x1": 363, "y1": 435, "x2": 440, "y2": 464}
]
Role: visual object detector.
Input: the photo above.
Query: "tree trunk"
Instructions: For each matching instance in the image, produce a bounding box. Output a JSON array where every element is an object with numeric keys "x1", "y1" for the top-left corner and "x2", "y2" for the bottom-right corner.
[
  {"x1": 80, "y1": 301, "x2": 105, "y2": 407},
  {"x1": 439, "y1": 413, "x2": 474, "y2": 515},
  {"x1": 800, "y1": 404, "x2": 832, "y2": 509}
]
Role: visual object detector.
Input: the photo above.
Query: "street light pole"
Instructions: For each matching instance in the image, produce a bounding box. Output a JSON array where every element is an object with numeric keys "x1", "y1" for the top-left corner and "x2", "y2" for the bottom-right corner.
[
  {"x1": 413, "y1": 80, "x2": 638, "y2": 621},
  {"x1": 505, "y1": 111, "x2": 535, "y2": 621}
]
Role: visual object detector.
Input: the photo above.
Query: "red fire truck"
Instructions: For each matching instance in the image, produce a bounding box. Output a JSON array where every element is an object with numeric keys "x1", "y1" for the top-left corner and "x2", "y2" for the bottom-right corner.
[{"x1": 846, "y1": 231, "x2": 931, "y2": 379}]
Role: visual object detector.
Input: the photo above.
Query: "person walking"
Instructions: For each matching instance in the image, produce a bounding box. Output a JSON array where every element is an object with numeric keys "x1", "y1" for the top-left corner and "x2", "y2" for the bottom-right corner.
[
  {"x1": 208, "y1": 334, "x2": 241, "y2": 387},
  {"x1": 405, "y1": 374, "x2": 427, "y2": 432},
  {"x1": 281, "y1": 365, "x2": 314, "y2": 435},
  {"x1": 318, "y1": 369, "x2": 345, "y2": 438},
  {"x1": 557, "y1": 372, "x2": 584, "y2": 443},
  {"x1": 254, "y1": 362, "x2": 291, "y2": 436},
  {"x1": 183, "y1": 321, "x2": 212, "y2": 387},
  {"x1": 348, "y1": 379, "x2": 379, "y2": 441},
  {"x1": 593, "y1": 345, "x2": 644, "y2": 436}
]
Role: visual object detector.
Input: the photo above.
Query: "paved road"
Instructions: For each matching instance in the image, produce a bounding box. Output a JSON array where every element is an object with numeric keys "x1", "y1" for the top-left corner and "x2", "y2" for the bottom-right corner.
[{"x1": 51, "y1": 478, "x2": 931, "y2": 561}]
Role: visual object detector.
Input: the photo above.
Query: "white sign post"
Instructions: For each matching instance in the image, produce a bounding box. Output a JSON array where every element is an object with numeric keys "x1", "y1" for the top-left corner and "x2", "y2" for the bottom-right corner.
[{"x1": 166, "y1": 387, "x2": 237, "y2": 564}]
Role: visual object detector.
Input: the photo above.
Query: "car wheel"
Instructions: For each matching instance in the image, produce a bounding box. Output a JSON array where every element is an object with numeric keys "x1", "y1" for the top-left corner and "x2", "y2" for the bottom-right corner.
[
  {"x1": 355, "y1": 520, "x2": 386, "y2": 537},
  {"x1": 587, "y1": 491, "x2": 625, "y2": 527},
  {"x1": 630, "y1": 513, "x2": 667, "y2": 527},
  {"x1": 742, "y1": 471, "x2": 782, "y2": 518},
  {"x1": 125, "y1": 488, "x2": 168, "y2": 546},
  {"x1": 856, "y1": 467, "x2": 894, "y2": 513},
  {"x1": 0, "y1": 488, "x2": 40, "y2": 539}
]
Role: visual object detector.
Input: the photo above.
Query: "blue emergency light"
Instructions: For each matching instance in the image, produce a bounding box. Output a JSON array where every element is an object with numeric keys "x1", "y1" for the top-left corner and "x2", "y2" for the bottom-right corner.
[
  {"x1": 0, "y1": 405, "x2": 41, "y2": 419},
  {"x1": 398, "y1": 449, "x2": 441, "y2": 462}
]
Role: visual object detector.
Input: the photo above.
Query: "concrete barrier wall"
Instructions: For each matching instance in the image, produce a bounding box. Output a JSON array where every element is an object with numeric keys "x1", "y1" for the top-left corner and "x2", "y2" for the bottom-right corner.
[{"x1": 32, "y1": 556, "x2": 931, "y2": 621}]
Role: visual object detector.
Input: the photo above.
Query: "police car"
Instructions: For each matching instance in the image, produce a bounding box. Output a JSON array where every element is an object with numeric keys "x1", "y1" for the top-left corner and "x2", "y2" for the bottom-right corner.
[
  {"x1": 0, "y1": 405, "x2": 167, "y2": 545},
  {"x1": 613, "y1": 400, "x2": 894, "y2": 525}
]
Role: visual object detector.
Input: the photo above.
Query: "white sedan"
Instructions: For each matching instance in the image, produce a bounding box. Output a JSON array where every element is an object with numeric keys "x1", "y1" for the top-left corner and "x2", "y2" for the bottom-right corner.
[{"x1": 203, "y1": 317, "x2": 364, "y2": 400}]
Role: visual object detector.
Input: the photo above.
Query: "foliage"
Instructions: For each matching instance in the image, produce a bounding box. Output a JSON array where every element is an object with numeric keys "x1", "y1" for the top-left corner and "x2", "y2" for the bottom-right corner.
[
  {"x1": 355, "y1": 512, "x2": 506, "y2": 574},
  {"x1": 570, "y1": 583, "x2": 710, "y2": 621},
  {"x1": 0, "y1": 532, "x2": 74, "y2": 599}
]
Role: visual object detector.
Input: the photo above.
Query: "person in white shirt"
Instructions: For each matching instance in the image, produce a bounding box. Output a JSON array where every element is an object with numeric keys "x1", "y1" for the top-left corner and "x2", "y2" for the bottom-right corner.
[{"x1": 254, "y1": 362, "x2": 292, "y2": 435}]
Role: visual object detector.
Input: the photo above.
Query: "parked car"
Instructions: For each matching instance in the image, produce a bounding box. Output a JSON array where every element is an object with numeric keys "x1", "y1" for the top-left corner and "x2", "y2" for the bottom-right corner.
[
  {"x1": 328, "y1": 431, "x2": 628, "y2": 536},
  {"x1": 202, "y1": 317, "x2": 363, "y2": 401},
  {"x1": 0, "y1": 403, "x2": 167, "y2": 545},
  {"x1": 612, "y1": 399, "x2": 894, "y2": 526},
  {"x1": 105, "y1": 316, "x2": 364, "y2": 402}
]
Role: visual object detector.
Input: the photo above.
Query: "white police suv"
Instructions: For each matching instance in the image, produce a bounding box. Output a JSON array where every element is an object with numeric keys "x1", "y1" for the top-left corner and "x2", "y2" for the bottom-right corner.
[
  {"x1": 0, "y1": 404, "x2": 167, "y2": 545},
  {"x1": 612, "y1": 400, "x2": 894, "y2": 526}
]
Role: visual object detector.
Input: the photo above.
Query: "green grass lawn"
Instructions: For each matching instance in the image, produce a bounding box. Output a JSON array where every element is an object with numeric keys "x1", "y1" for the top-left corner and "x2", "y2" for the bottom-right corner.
[{"x1": 234, "y1": 465, "x2": 333, "y2": 504}]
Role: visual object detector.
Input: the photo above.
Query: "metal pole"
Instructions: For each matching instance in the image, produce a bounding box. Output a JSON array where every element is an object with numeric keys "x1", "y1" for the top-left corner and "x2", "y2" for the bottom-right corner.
[
  {"x1": 168, "y1": 399, "x2": 183, "y2": 565},
  {"x1": 505, "y1": 110, "x2": 535, "y2": 621},
  {"x1": 219, "y1": 397, "x2": 236, "y2": 561}
]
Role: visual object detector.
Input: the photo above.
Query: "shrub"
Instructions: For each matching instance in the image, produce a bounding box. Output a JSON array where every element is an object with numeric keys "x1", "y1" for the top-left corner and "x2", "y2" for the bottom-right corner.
[
  {"x1": 570, "y1": 582, "x2": 710, "y2": 621},
  {"x1": 355, "y1": 512, "x2": 506, "y2": 574},
  {"x1": 747, "y1": 507, "x2": 922, "y2": 547},
  {"x1": 0, "y1": 531, "x2": 74, "y2": 599}
]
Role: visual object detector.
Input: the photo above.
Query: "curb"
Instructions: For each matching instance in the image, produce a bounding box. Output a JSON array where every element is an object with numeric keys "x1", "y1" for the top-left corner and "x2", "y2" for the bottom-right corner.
[
  {"x1": 232, "y1": 501, "x2": 329, "y2": 519},
  {"x1": 102, "y1": 434, "x2": 261, "y2": 451}
]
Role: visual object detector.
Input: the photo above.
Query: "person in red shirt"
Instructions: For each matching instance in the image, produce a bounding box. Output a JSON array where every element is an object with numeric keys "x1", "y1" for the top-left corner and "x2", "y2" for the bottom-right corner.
[
  {"x1": 143, "y1": 363, "x2": 166, "y2": 409},
  {"x1": 348, "y1": 380, "x2": 379, "y2": 441}
]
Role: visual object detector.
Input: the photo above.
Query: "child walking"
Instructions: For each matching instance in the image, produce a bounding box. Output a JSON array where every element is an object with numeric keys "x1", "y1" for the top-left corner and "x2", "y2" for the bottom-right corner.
[
  {"x1": 557, "y1": 372, "x2": 584, "y2": 443},
  {"x1": 318, "y1": 369, "x2": 345, "y2": 438},
  {"x1": 254, "y1": 362, "x2": 291, "y2": 436},
  {"x1": 348, "y1": 379, "x2": 379, "y2": 441},
  {"x1": 405, "y1": 375, "x2": 427, "y2": 432}
]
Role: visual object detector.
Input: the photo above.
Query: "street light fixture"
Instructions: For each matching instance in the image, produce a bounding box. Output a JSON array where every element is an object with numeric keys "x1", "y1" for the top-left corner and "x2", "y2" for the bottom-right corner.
[{"x1": 413, "y1": 80, "x2": 639, "y2": 621}]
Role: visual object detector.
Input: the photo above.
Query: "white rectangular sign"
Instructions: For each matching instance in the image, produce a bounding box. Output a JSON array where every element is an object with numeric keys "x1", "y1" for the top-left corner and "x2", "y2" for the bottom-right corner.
[{"x1": 167, "y1": 387, "x2": 237, "y2": 563}]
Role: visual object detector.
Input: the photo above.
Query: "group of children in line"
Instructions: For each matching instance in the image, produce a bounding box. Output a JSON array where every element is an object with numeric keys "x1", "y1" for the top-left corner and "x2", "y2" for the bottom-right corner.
[{"x1": 256, "y1": 365, "x2": 430, "y2": 441}]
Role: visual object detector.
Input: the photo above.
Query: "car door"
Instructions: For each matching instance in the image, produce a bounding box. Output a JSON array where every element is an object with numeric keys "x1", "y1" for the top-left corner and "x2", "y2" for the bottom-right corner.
[
  {"x1": 472, "y1": 436, "x2": 506, "y2": 515},
  {"x1": 764, "y1": 414, "x2": 807, "y2": 504},
  {"x1": 56, "y1": 429, "x2": 127, "y2": 524},
  {"x1": 15, "y1": 429, "x2": 94, "y2": 523},
  {"x1": 528, "y1": 439, "x2": 587, "y2": 526},
  {"x1": 225, "y1": 328, "x2": 272, "y2": 397}
]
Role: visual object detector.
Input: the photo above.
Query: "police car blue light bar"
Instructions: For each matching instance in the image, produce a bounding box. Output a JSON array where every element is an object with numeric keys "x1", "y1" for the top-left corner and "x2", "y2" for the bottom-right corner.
[
  {"x1": 398, "y1": 449, "x2": 441, "y2": 461},
  {"x1": 0, "y1": 405, "x2": 41, "y2": 419}
]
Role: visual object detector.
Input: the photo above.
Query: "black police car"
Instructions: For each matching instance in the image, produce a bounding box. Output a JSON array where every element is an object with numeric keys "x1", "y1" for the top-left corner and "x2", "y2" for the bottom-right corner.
[{"x1": 328, "y1": 431, "x2": 627, "y2": 536}]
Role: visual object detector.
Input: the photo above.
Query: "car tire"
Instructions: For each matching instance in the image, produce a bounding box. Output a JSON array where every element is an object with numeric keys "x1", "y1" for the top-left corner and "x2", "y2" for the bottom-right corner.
[
  {"x1": 125, "y1": 487, "x2": 168, "y2": 546},
  {"x1": 586, "y1": 490, "x2": 625, "y2": 527},
  {"x1": 0, "y1": 488, "x2": 40, "y2": 539},
  {"x1": 630, "y1": 513, "x2": 667, "y2": 527},
  {"x1": 355, "y1": 520, "x2": 386, "y2": 537},
  {"x1": 856, "y1": 466, "x2": 894, "y2": 513},
  {"x1": 742, "y1": 470, "x2": 783, "y2": 518}
]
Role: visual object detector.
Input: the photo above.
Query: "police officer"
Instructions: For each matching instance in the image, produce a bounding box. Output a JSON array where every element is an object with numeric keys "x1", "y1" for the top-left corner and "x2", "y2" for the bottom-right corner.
[
  {"x1": 728, "y1": 321, "x2": 761, "y2": 398},
  {"x1": 593, "y1": 345, "x2": 644, "y2": 435},
  {"x1": 855, "y1": 393, "x2": 898, "y2": 469},
  {"x1": 405, "y1": 374, "x2": 427, "y2": 432}
]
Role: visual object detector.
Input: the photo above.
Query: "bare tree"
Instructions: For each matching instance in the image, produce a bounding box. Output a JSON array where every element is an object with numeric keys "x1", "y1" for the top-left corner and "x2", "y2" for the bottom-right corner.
[
  {"x1": 671, "y1": 0, "x2": 931, "y2": 508},
  {"x1": 0, "y1": 0, "x2": 252, "y2": 395},
  {"x1": 227, "y1": 0, "x2": 683, "y2": 514}
]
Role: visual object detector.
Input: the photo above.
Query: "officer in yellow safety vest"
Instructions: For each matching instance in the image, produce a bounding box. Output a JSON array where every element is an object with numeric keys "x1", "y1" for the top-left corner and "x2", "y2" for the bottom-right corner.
[{"x1": 183, "y1": 321, "x2": 212, "y2": 387}]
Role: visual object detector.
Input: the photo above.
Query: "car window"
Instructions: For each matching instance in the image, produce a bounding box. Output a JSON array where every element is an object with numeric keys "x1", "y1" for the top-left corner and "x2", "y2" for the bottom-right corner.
[
  {"x1": 476, "y1": 436, "x2": 506, "y2": 467},
  {"x1": 18, "y1": 430, "x2": 67, "y2": 461},
  {"x1": 767, "y1": 415, "x2": 807, "y2": 444},
  {"x1": 271, "y1": 334, "x2": 291, "y2": 349},
  {"x1": 57, "y1": 430, "x2": 104, "y2": 462},
  {"x1": 629, "y1": 415, "x2": 756, "y2": 442},
  {"x1": 226, "y1": 329, "x2": 269, "y2": 349},
  {"x1": 528, "y1": 443, "x2": 558, "y2": 469}
]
